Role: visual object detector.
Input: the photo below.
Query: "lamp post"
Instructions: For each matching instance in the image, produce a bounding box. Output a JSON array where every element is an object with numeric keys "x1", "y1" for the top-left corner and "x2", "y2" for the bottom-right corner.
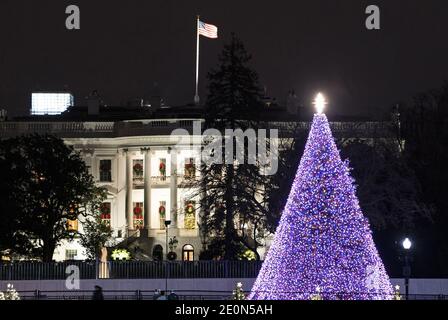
[
  {"x1": 402, "y1": 237, "x2": 412, "y2": 300},
  {"x1": 164, "y1": 220, "x2": 171, "y2": 292}
]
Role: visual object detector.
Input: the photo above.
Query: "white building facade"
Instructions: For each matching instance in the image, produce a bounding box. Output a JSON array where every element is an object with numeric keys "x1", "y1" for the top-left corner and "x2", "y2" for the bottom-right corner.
[{"x1": 56, "y1": 121, "x2": 206, "y2": 262}]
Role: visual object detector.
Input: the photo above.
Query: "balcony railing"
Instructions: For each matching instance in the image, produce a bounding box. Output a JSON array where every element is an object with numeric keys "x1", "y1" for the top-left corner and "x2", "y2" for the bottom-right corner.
[
  {"x1": 0, "y1": 122, "x2": 115, "y2": 138},
  {"x1": 178, "y1": 174, "x2": 199, "y2": 186},
  {"x1": 0, "y1": 119, "x2": 202, "y2": 139},
  {"x1": 0, "y1": 260, "x2": 263, "y2": 280},
  {"x1": 0, "y1": 119, "x2": 393, "y2": 139},
  {"x1": 133, "y1": 176, "x2": 199, "y2": 188},
  {"x1": 133, "y1": 177, "x2": 144, "y2": 189},
  {"x1": 151, "y1": 176, "x2": 170, "y2": 186}
]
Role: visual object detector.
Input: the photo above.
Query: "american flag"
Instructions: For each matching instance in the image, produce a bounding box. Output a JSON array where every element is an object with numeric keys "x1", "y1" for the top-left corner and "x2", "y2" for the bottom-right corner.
[{"x1": 198, "y1": 20, "x2": 218, "y2": 39}]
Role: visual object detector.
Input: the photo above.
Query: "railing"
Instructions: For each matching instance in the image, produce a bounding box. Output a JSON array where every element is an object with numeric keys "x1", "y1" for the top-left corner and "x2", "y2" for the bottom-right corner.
[
  {"x1": 272, "y1": 121, "x2": 394, "y2": 138},
  {"x1": 151, "y1": 176, "x2": 170, "y2": 185},
  {"x1": 0, "y1": 122, "x2": 115, "y2": 138},
  {"x1": 133, "y1": 177, "x2": 144, "y2": 189},
  {"x1": 0, "y1": 261, "x2": 97, "y2": 280},
  {"x1": 0, "y1": 119, "x2": 201, "y2": 138},
  {"x1": 132, "y1": 175, "x2": 197, "y2": 188},
  {"x1": 0, "y1": 260, "x2": 263, "y2": 281},
  {"x1": 178, "y1": 175, "x2": 199, "y2": 186},
  {"x1": 9, "y1": 289, "x2": 448, "y2": 301},
  {"x1": 12, "y1": 289, "x2": 235, "y2": 300},
  {"x1": 0, "y1": 119, "x2": 394, "y2": 139}
]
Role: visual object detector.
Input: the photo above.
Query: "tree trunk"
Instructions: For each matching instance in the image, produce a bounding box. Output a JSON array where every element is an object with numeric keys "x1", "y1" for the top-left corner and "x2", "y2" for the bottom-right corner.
[{"x1": 42, "y1": 239, "x2": 56, "y2": 262}]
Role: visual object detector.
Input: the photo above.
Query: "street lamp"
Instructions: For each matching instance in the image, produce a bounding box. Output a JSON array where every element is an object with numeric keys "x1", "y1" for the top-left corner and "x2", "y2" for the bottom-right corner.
[
  {"x1": 402, "y1": 238, "x2": 412, "y2": 250},
  {"x1": 402, "y1": 237, "x2": 412, "y2": 300},
  {"x1": 164, "y1": 220, "x2": 171, "y2": 292},
  {"x1": 165, "y1": 220, "x2": 172, "y2": 259}
]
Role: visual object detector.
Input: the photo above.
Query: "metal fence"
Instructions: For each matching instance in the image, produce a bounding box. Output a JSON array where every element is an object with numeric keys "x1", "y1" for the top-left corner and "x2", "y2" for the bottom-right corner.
[
  {"x1": 0, "y1": 260, "x2": 264, "y2": 281},
  {"x1": 9, "y1": 290, "x2": 448, "y2": 301},
  {"x1": 14, "y1": 290, "x2": 234, "y2": 300}
]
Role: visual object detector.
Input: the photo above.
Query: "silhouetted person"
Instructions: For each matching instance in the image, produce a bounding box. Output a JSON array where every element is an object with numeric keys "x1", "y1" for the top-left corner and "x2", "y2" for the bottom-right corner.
[
  {"x1": 168, "y1": 291, "x2": 179, "y2": 300},
  {"x1": 92, "y1": 285, "x2": 104, "y2": 300},
  {"x1": 157, "y1": 290, "x2": 167, "y2": 300},
  {"x1": 153, "y1": 289, "x2": 161, "y2": 300}
]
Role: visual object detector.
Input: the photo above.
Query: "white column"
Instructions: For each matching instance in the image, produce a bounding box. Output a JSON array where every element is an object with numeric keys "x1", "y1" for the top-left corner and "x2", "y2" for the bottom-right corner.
[
  {"x1": 142, "y1": 147, "x2": 152, "y2": 232},
  {"x1": 169, "y1": 147, "x2": 178, "y2": 228},
  {"x1": 82, "y1": 149, "x2": 94, "y2": 176},
  {"x1": 91, "y1": 153, "x2": 97, "y2": 181},
  {"x1": 125, "y1": 149, "x2": 134, "y2": 231}
]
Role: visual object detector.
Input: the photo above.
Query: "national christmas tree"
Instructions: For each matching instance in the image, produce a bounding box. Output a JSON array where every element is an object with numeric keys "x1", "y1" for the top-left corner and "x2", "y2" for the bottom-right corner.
[{"x1": 249, "y1": 94, "x2": 394, "y2": 300}]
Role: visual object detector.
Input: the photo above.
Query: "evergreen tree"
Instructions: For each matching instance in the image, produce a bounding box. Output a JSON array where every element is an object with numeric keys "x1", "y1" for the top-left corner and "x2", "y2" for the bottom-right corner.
[
  {"x1": 206, "y1": 33, "x2": 263, "y2": 125},
  {"x1": 249, "y1": 99, "x2": 393, "y2": 300},
  {"x1": 198, "y1": 34, "x2": 268, "y2": 260},
  {"x1": 232, "y1": 282, "x2": 246, "y2": 300}
]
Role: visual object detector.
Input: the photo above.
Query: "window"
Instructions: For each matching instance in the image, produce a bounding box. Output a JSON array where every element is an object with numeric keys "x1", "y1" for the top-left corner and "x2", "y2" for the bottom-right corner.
[
  {"x1": 31, "y1": 92, "x2": 74, "y2": 115},
  {"x1": 182, "y1": 245, "x2": 194, "y2": 261},
  {"x1": 133, "y1": 202, "x2": 144, "y2": 230},
  {"x1": 184, "y1": 201, "x2": 196, "y2": 229},
  {"x1": 159, "y1": 159, "x2": 166, "y2": 179},
  {"x1": 67, "y1": 203, "x2": 78, "y2": 232},
  {"x1": 184, "y1": 158, "x2": 196, "y2": 179},
  {"x1": 133, "y1": 159, "x2": 144, "y2": 188},
  {"x1": 152, "y1": 245, "x2": 163, "y2": 261},
  {"x1": 159, "y1": 201, "x2": 167, "y2": 230},
  {"x1": 99, "y1": 160, "x2": 112, "y2": 182},
  {"x1": 100, "y1": 202, "x2": 111, "y2": 228},
  {"x1": 67, "y1": 219, "x2": 78, "y2": 232},
  {"x1": 65, "y1": 249, "x2": 78, "y2": 260}
]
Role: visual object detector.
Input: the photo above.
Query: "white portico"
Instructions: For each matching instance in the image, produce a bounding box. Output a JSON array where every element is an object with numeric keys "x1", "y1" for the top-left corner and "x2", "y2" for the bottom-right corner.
[{"x1": 62, "y1": 133, "x2": 203, "y2": 261}]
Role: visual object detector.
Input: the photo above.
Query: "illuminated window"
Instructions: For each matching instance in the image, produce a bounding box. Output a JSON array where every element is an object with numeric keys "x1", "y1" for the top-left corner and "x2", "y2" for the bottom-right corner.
[
  {"x1": 182, "y1": 245, "x2": 194, "y2": 261},
  {"x1": 133, "y1": 202, "x2": 144, "y2": 230},
  {"x1": 159, "y1": 159, "x2": 167, "y2": 179},
  {"x1": 65, "y1": 249, "x2": 78, "y2": 260},
  {"x1": 159, "y1": 201, "x2": 166, "y2": 230},
  {"x1": 100, "y1": 203, "x2": 111, "y2": 227},
  {"x1": 133, "y1": 159, "x2": 144, "y2": 188},
  {"x1": 31, "y1": 92, "x2": 74, "y2": 115},
  {"x1": 67, "y1": 219, "x2": 78, "y2": 232},
  {"x1": 99, "y1": 160, "x2": 112, "y2": 182},
  {"x1": 184, "y1": 201, "x2": 196, "y2": 229},
  {"x1": 184, "y1": 158, "x2": 196, "y2": 179}
]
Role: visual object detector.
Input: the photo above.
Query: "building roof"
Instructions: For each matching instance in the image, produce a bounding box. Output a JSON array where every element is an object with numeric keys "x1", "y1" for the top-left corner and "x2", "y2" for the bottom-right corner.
[
  {"x1": 11, "y1": 102, "x2": 383, "y2": 123},
  {"x1": 12, "y1": 104, "x2": 206, "y2": 122}
]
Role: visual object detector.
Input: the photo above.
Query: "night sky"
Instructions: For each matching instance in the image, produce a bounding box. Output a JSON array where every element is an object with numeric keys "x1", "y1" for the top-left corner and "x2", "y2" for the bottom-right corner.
[{"x1": 1, "y1": 0, "x2": 448, "y2": 117}]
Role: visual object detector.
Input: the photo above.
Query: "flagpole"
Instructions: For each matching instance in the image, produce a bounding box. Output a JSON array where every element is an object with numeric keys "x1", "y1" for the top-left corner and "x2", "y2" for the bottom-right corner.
[{"x1": 194, "y1": 15, "x2": 200, "y2": 105}]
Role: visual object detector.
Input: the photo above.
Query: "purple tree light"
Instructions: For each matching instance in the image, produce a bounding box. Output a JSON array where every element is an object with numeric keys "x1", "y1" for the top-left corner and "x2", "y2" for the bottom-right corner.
[{"x1": 249, "y1": 94, "x2": 394, "y2": 300}]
